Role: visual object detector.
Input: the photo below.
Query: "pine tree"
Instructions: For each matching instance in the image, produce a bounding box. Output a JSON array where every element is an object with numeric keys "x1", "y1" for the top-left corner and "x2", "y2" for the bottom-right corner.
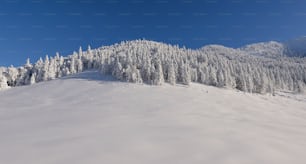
[
  {"x1": 141, "y1": 55, "x2": 152, "y2": 83},
  {"x1": 7, "y1": 66, "x2": 19, "y2": 87},
  {"x1": 182, "y1": 63, "x2": 191, "y2": 85},
  {"x1": 258, "y1": 71, "x2": 269, "y2": 93},
  {"x1": 216, "y1": 69, "x2": 225, "y2": 87},
  {"x1": 34, "y1": 57, "x2": 44, "y2": 82},
  {"x1": 25, "y1": 58, "x2": 32, "y2": 68},
  {"x1": 199, "y1": 65, "x2": 209, "y2": 84},
  {"x1": 76, "y1": 58, "x2": 83, "y2": 73},
  {"x1": 43, "y1": 55, "x2": 50, "y2": 81},
  {"x1": 30, "y1": 72, "x2": 36, "y2": 85},
  {"x1": 48, "y1": 57, "x2": 56, "y2": 80},
  {"x1": 167, "y1": 61, "x2": 176, "y2": 85},
  {"x1": 151, "y1": 58, "x2": 164, "y2": 85},
  {"x1": 70, "y1": 57, "x2": 76, "y2": 74},
  {"x1": 245, "y1": 74, "x2": 254, "y2": 93},
  {"x1": 0, "y1": 73, "x2": 9, "y2": 89},
  {"x1": 235, "y1": 76, "x2": 247, "y2": 92},
  {"x1": 16, "y1": 67, "x2": 29, "y2": 86},
  {"x1": 112, "y1": 59, "x2": 123, "y2": 80},
  {"x1": 79, "y1": 46, "x2": 83, "y2": 59},
  {"x1": 208, "y1": 67, "x2": 217, "y2": 86},
  {"x1": 86, "y1": 45, "x2": 93, "y2": 69}
]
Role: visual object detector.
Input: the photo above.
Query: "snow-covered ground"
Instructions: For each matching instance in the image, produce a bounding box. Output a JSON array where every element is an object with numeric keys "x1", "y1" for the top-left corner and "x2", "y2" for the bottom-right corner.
[{"x1": 0, "y1": 71, "x2": 306, "y2": 164}]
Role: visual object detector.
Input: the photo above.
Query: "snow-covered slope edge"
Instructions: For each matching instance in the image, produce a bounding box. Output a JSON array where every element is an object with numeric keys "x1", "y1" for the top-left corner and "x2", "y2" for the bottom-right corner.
[
  {"x1": 0, "y1": 71, "x2": 306, "y2": 164},
  {"x1": 0, "y1": 39, "x2": 305, "y2": 94}
]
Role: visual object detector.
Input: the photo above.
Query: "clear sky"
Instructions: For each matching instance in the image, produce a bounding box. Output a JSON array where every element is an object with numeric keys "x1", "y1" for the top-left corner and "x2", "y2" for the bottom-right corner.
[{"x1": 0, "y1": 0, "x2": 306, "y2": 66}]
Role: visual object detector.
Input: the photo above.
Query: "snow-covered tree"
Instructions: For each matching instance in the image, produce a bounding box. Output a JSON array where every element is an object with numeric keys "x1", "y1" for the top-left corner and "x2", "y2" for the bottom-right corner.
[
  {"x1": 151, "y1": 58, "x2": 164, "y2": 85},
  {"x1": 208, "y1": 67, "x2": 217, "y2": 86},
  {"x1": 79, "y1": 46, "x2": 83, "y2": 58},
  {"x1": 6, "y1": 66, "x2": 19, "y2": 87},
  {"x1": 167, "y1": 61, "x2": 176, "y2": 85},
  {"x1": 25, "y1": 58, "x2": 32, "y2": 68},
  {"x1": 76, "y1": 58, "x2": 83, "y2": 73},
  {"x1": 30, "y1": 72, "x2": 36, "y2": 85},
  {"x1": 48, "y1": 57, "x2": 56, "y2": 80},
  {"x1": 112, "y1": 59, "x2": 123, "y2": 80},
  {"x1": 42, "y1": 55, "x2": 50, "y2": 81},
  {"x1": 216, "y1": 69, "x2": 225, "y2": 87},
  {"x1": 70, "y1": 56, "x2": 76, "y2": 74},
  {"x1": 181, "y1": 63, "x2": 191, "y2": 85},
  {"x1": 0, "y1": 72, "x2": 9, "y2": 89},
  {"x1": 34, "y1": 57, "x2": 44, "y2": 82}
]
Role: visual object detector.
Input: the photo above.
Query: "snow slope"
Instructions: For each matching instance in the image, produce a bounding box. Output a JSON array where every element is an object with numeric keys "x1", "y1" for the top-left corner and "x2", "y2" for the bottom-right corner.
[
  {"x1": 239, "y1": 41, "x2": 287, "y2": 58},
  {"x1": 0, "y1": 71, "x2": 306, "y2": 164}
]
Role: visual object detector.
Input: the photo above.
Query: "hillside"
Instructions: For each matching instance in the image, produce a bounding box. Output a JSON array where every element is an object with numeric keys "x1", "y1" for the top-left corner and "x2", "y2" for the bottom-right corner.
[
  {"x1": 1, "y1": 40, "x2": 306, "y2": 94},
  {"x1": 0, "y1": 71, "x2": 306, "y2": 164},
  {"x1": 239, "y1": 41, "x2": 287, "y2": 58}
]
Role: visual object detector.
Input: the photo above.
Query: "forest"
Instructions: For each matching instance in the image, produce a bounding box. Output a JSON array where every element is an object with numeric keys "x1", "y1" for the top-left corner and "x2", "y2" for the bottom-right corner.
[{"x1": 1, "y1": 40, "x2": 305, "y2": 94}]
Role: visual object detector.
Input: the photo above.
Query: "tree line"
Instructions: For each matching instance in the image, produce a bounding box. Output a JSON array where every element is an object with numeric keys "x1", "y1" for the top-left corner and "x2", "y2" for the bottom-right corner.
[{"x1": 1, "y1": 40, "x2": 305, "y2": 94}]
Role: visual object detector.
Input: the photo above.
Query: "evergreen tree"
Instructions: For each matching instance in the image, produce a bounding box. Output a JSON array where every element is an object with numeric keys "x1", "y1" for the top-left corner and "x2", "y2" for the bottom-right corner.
[
  {"x1": 112, "y1": 59, "x2": 123, "y2": 80},
  {"x1": 34, "y1": 57, "x2": 44, "y2": 82},
  {"x1": 25, "y1": 58, "x2": 32, "y2": 68},
  {"x1": 208, "y1": 67, "x2": 217, "y2": 86},
  {"x1": 70, "y1": 57, "x2": 76, "y2": 74},
  {"x1": 151, "y1": 58, "x2": 164, "y2": 85},
  {"x1": 6, "y1": 66, "x2": 19, "y2": 87},
  {"x1": 167, "y1": 61, "x2": 176, "y2": 85},
  {"x1": 216, "y1": 69, "x2": 225, "y2": 87},
  {"x1": 43, "y1": 55, "x2": 50, "y2": 81},
  {"x1": 30, "y1": 72, "x2": 36, "y2": 85},
  {"x1": 0, "y1": 73, "x2": 9, "y2": 89}
]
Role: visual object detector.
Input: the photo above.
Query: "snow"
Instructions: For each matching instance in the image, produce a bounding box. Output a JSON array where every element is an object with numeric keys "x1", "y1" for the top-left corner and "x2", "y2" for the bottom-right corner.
[
  {"x1": 239, "y1": 41, "x2": 287, "y2": 57},
  {"x1": 0, "y1": 71, "x2": 306, "y2": 164},
  {"x1": 1, "y1": 39, "x2": 306, "y2": 94}
]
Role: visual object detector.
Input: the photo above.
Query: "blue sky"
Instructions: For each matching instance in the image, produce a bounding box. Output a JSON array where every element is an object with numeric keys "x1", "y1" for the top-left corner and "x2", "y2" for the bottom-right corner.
[{"x1": 0, "y1": 0, "x2": 306, "y2": 66}]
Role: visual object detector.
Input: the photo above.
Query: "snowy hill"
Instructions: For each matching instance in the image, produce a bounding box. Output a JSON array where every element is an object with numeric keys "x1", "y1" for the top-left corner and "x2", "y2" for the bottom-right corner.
[
  {"x1": 0, "y1": 39, "x2": 306, "y2": 94},
  {"x1": 201, "y1": 39, "x2": 306, "y2": 58},
  {"x1": 239, "y1": 41, "x2": 287, "y2": 58},
  {"x1": 0, "y1": 71, "x2": 306, "y2": 164}
]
